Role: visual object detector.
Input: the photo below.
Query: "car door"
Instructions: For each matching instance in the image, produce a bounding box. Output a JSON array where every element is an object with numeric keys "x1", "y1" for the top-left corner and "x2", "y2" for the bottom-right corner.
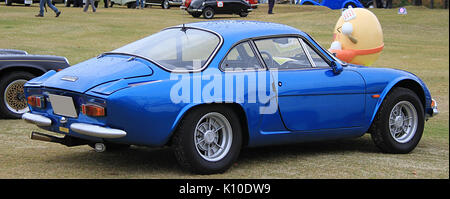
[
  {"x1": 253, "y1": 36, "x2": 366, "y2": 132},
  {"x1": 215, "y1": 0, "x2": 233, "y2": 14}
]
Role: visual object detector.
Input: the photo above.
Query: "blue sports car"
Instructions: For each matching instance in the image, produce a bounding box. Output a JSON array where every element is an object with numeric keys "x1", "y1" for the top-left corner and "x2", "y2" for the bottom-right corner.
[
  {"x1": 22, "y1": 21, "x2": 438, "y2": 174},
  {"x1": 298, "y1": 0, "x2": 365, "y2": 9}
]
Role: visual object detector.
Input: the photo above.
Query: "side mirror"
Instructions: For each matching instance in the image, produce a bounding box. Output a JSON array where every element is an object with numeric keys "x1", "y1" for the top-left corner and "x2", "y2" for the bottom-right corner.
[{"x1": 330, "y1": 61, "x2": 343, "y2": 74}]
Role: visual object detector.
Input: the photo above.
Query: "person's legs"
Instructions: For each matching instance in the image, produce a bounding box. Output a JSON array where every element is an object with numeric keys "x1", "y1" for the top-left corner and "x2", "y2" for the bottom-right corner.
[
  {"x1": 91, "y1": 0, "x2": 96, "y2": 12},
  {"x1": 104, "y1": 0, "x2": 108, "y2": 8},
  {"x1": 83, "y1": 0, "x2": 89, "y2": 12},
  {"x1": 136, "y1": 0, "x2": 140, "y2": 7},
  {"x1": 140, "y1": 0, "x2": 144, "y2": 8},
  {"x1": 268, "y1": 0, "x2": 274, "y2": 14},
  {"x1": 46, "y1": 0, "x2": 59, "y2": 13},
  {"x1": 39, "y1": 0, "x2": 45, "y2": 16}
]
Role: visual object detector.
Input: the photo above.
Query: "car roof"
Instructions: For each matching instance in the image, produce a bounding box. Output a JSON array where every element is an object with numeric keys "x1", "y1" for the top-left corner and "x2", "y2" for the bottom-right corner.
[{"x1": 182, "y1": 20, "x2": 305, "y2": 44}]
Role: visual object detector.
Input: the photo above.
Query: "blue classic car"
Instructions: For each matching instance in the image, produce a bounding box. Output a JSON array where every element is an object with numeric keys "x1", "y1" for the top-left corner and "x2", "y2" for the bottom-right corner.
[
  {"x1": 22, "y1": 21, "x2": 438, "y2": 174},
  {"x1": 298, "y1": 0, "x2": 365, "y2": 9}
]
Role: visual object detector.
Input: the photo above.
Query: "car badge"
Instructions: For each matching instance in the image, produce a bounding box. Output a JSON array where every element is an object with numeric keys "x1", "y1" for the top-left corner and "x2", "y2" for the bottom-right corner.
[{"x1": 61, "y1": 76, "x2": 78, "y2": 82}]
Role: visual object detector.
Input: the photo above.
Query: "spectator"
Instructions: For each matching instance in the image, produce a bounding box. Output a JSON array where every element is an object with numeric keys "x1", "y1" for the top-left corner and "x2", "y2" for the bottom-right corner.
[
  {"x1": 136, "y1": 0, "x2": 145, "y2": 9},
  {"x1": 104, "y1": 0, "x2": 109, "y2": 8},
  {"x1": 84, "y1": 0, "x2": 97, "y2": 12},
  {"x1": 268, "y1": 0, "x2": 275, "y2": 14},
  {"x1": 35, "y1": 0, "x2": 61, "y2": 17}
]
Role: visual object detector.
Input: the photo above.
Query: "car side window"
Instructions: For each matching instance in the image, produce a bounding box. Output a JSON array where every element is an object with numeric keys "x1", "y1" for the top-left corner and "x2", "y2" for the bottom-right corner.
[
  {"x1": 302, "y1": 41, "x2": 330, "y2": 68},
  {"x1": 254, "y1": 37, "x2": 312, "y2": 70},
  {"x1": 221, "y1": 41, "x2": 263, "y2": 71}
]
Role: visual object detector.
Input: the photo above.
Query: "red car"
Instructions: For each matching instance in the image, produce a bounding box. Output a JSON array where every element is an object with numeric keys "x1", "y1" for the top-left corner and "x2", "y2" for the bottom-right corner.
[{"x1": 181, "y1": 0, "x2": 258, "y2": 9}]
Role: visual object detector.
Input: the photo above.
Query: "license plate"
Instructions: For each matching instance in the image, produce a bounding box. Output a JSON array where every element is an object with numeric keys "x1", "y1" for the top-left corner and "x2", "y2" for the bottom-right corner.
[
  {"x1": 48, "y1": 94, "x2": 78, "y2": 118},
  {"x1": 24, "y1": 0, "x2": 32, "y2": 4},
  {"x1": 59, "y1": 127, "x2": 69, "y2": 133}
]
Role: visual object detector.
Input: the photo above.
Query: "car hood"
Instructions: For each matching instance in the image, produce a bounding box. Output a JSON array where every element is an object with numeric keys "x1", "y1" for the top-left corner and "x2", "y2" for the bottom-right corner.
[{"x1": 41, "y1": 55, "x2": 153, "y2": 93}]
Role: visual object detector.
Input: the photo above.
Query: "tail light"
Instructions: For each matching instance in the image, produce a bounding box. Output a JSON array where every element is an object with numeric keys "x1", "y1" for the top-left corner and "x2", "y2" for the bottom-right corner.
[
  {"x1": 27, "y1": 95, "x2": 45, "y2": 108},
  {"x1": 81, "y1": 104, "x2": 106, "y2": 117}
]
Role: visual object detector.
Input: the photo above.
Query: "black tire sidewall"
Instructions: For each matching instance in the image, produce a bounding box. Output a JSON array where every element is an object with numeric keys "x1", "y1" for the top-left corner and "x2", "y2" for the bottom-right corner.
[
  {"x1": 174, "y1": 105, "x2": 242, "y2": 174},
  {"x1": 203, "y1": 7, "x2": 214, "y2": 19},
  {"x1": 0, "y1": 71, "x2": 35, "y2": 119},
  {"x1": 374, "y1": 88, "x2": 425, "y2": 153}
]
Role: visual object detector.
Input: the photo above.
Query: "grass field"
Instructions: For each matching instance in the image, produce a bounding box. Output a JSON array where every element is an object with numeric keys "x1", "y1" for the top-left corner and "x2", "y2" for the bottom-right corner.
[{"x1": 0, "y1": 3, "x2": 448, "y2": 179}]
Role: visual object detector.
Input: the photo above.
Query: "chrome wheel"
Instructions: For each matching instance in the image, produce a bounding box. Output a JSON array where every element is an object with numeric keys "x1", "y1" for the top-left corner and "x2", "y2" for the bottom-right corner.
[
  {"x1": 194, "y1": 112, "x2": 233, "y2": 162},
  {"x1": 163, "y1": 0, "x2": 169, "y2": 9},
  {"x1": 389, "y1": 101, "x2": 418, "y2": 143},
  {"x1": 3, "y1": 79, "x2": 29, "y2": 115}
]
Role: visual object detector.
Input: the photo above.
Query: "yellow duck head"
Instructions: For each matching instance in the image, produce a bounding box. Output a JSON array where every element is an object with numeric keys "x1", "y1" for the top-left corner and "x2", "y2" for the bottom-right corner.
[{"x1": 329, "y1": 7, "x2": 384, "y2": 66}]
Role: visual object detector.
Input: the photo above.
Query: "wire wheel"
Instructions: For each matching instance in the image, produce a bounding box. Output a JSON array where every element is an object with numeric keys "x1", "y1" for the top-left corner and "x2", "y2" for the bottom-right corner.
[
  {"x1": 3, "y1": 79, "x2": 29, "y2": 115},
  {"x1": 388, "y1": 101, "x2": 418, "y2": 144},
  {"x1": 194, "y1": 112, "x2": 233, "y2": 162}
]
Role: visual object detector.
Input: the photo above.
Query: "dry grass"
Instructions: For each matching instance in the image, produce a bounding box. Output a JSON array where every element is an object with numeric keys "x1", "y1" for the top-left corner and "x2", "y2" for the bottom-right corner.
[{"x1": 0, "y1": 3, "x2": 448, "y2": 178}]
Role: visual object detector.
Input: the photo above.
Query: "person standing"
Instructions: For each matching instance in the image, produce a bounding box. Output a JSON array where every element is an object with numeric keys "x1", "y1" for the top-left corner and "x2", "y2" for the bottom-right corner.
[
  {"x1": 136, "y1": 0, "x2": 145, "y2": 9},
  {"x1": 268, "y1": 0, "x2": 275, "y2": 14},
  {"x1": 84, "y1": 0, "x2": 97, "y2": 12},
  {"x1": 35, "y1": 0, "x2": 61, "y2": 17},
  {"x1": 104, "y1": 0, "x2": 109, "y2": 8}
]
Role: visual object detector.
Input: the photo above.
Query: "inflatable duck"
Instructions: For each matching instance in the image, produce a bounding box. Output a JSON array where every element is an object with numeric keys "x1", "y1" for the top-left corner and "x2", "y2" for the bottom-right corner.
[{"x1": 329, "y1": 7, "x2": 384, "y2": 66}]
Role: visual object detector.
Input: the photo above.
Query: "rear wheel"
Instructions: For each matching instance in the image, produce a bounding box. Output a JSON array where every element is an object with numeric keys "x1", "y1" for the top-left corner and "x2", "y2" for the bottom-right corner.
[
  {"x1": 191, "y1": 13, "x2": 201, "y2": 18},
  {"x1": 0, "y1": 72, "x2": 35, "y2": 119},
  {"x1": 5, "y1": 0, "x2": 12, "y2": 6},
  {"x1": 239, "y1": 11, "x2": 248, "y2": 17},
  {"x1": 127, "y1": 2, "x2": 136, "y2": 8},
  {"x1": 202, "y1": 7, "x2": 215, "y2": 19},
  {"x1": 369, "y1": 87, "x2": 424, "y2": 154},
  {"x1": 64, "y1": 0, "x2": 71, "y2": 7},
  {"x1": 172, "y1": 105, "x2": 242, "y2": 174}
]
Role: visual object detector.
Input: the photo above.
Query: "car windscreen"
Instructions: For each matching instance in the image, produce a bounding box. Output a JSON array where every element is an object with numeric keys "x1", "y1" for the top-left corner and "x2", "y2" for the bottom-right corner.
[{"x1": 111, "y1": 28, "x2": 221, "y2": 72}]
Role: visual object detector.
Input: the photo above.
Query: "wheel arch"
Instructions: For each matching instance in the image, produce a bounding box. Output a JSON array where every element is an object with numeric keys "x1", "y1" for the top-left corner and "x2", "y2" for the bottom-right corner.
[
  {"x1": 0, "y1": 65, "x2": 46, "y2": 78},
  {"x1": 369, "y1": 78, "x2": 427, "y2": 125},
  {"x1": 168, "y1": 102, "x2": 250, "y2": 147}
]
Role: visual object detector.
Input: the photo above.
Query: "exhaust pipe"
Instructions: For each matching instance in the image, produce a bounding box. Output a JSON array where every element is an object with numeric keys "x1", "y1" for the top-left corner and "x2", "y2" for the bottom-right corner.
[
  {"x1": 30, "y1": 131, "x2": 91, "y2": 147},
  {"x1": 31, "y1": 131, "x2": 65, "y2": 144}
]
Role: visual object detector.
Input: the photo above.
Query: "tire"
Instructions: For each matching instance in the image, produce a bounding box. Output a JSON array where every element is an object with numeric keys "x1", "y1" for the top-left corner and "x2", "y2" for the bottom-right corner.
[
  {"x1": 110, "y1": 1, "x2": 114, "y2": 7},
  {"x1": 369, "y1": 87, "x2": 425, "y2": 154},
  {"x1": 5, "y1": 0, "x2": 12, "y2": 6},
  {"x1": 64, "y1": 0, "x2": 71, "y2": 7},
  {"x1": 127, "y1": 2, "x2": 136, "y2": 8},
  {"x1": 25, "y1": 4, "x2": 31, "y2": 6},
  {"x1": 172, "y1": 105, "x2": 242, "y2": 174},
  {"x1": 191, "y1": 13, "x2": 201, "y2": 18},
  {"x1": 239, "y1": 12, "x2": 248, "y2": 17},
  {"x1": 162, "y1": 0, "x2": 170, "y2": 9},
  {"x1": 0, "y1": 72, "x2": 36, "y2": 119},
  {"x1": 94, "y1": 1, "x2": 98, "y2": 7},
  {"x1": 202, "y1": 7, "x2": 215, "y2": 19},
  {"x1": 344, "y1": 2, "x2": 356, "y2": 8}
]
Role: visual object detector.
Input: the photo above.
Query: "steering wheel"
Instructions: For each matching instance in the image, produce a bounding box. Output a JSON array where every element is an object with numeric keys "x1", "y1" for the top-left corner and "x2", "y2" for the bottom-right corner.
[{"x1": 259, "y1": 50, "x2": 275, "y2": 68}]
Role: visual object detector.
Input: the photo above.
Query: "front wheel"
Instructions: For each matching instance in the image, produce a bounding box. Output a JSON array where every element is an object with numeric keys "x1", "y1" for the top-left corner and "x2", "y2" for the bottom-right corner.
[
  {"x1": 172, "y1": 105, "x2": 242, "y2": 174},
  {"x1": 369, "y1": 87, "x2": 424, "y2": 154},
  {"x1": 162, "y1": 0, "x2": 170, "y2": 9},
  {"x1": 239, "y1": 11, "x2": 248, "y2": 17}
]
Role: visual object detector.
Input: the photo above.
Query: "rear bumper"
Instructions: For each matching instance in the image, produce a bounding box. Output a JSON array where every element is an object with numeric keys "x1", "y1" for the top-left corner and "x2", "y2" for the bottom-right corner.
[{"x1": 22, "y1": 113, "x2": 127, "y2": 139}]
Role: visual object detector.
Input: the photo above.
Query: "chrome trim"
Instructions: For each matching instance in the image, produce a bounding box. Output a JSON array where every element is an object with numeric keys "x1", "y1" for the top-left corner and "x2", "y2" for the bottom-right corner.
[
  {"x1": 432, "y1": 99, "x2": 439, "y2": 116},
  {"x1": 299, "y1": 38, "x2": 316, "y2": 67},
  {"x1": 106, "y1": 26, "x2": 223, "y2": 73},
  {"x1": 70, "y1": 123, "x2": 127, "y2": 138},
  {"x1": 22, "y1": 113, "x2": 52, "y2": 126}
]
